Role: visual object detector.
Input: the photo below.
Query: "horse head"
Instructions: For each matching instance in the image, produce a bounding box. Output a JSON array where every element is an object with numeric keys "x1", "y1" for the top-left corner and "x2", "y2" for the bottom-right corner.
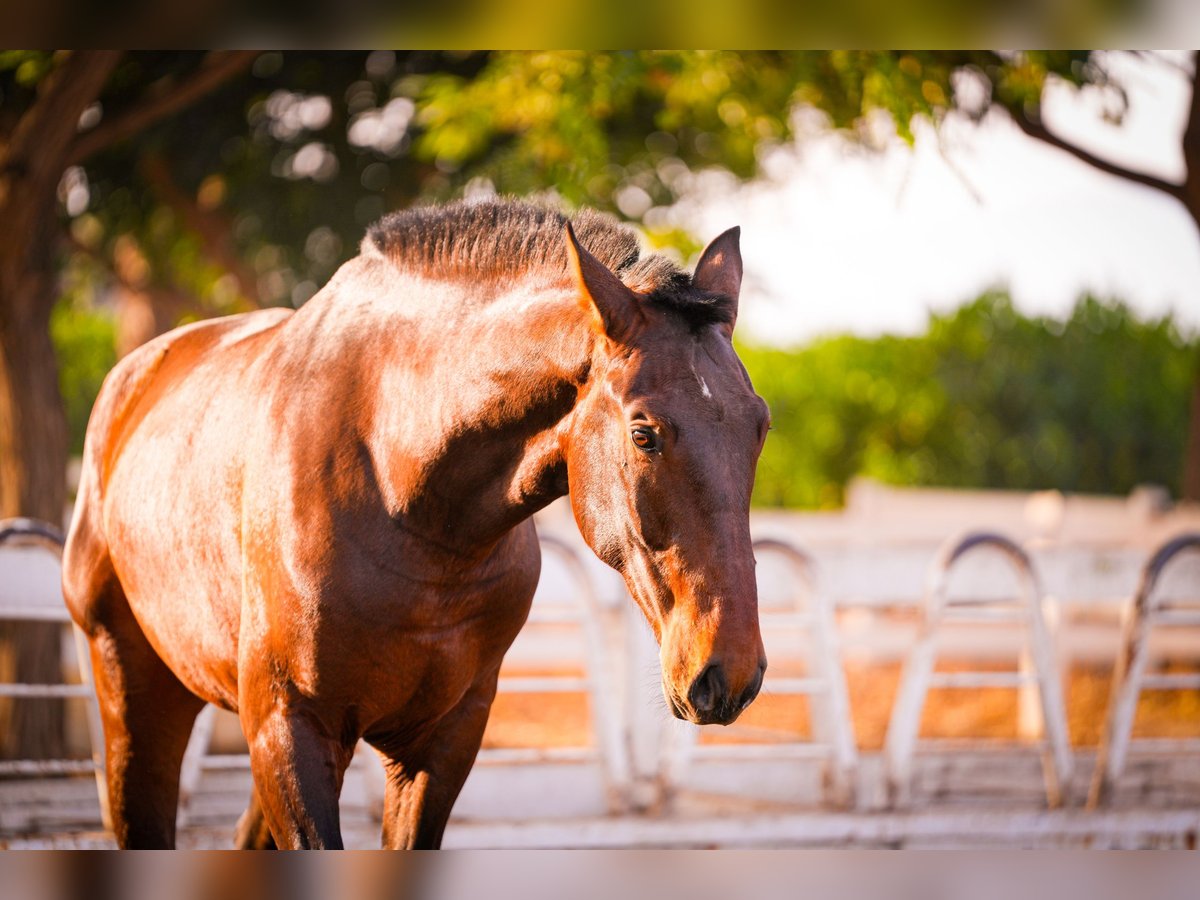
[{"x1": 563, "y1": 224, "x2": 769, "y2": 725}]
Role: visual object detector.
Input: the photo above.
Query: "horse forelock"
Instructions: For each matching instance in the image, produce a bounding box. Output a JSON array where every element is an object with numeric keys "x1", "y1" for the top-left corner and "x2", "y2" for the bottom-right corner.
[{"x1": 363, "y1": 198, "x2": 733, "y2": 331}]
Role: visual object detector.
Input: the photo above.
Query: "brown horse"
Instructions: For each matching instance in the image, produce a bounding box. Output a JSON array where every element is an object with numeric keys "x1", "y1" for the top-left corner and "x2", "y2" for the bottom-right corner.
[{"x1": 62, "y1": 199, "x2": 769, "y2": 849}]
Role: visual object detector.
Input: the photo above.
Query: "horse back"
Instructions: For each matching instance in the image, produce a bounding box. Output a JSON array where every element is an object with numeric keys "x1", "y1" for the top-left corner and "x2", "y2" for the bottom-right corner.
[
  {"x1": 63, "y1": 308, "x2": 292, "y2": 701},
  {"x1": 95, "y1": 309, "x2": 293, "y2": 486}
]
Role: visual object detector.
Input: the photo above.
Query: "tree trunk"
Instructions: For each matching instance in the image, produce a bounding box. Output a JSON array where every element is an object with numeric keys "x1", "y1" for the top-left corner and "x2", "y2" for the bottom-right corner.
[
  {"x1": 1180, "y1": 167, "x2": 1200, "y2": 501},
  {"x1": 1185, "y1": 364, "x2": 1200, "y2": 503},
  {"x1": 0, "y1": 51, "x2": 121, "y2": 761},
  {"x1": 0, "y1": 213, "x2": 70, "y2": 524},
  {"x1": 0, "y1": 194, "x2": 71, "y2": 761},
  {"x1": 1178, "y1": 55, "x2": 1200, "y2": 501},
  {"x1": 1180, "y1": 188, "x2": 1200, "y2": 503},
  {"x1": 0, "y1": 52, "x2": 254, "y2": 760}
]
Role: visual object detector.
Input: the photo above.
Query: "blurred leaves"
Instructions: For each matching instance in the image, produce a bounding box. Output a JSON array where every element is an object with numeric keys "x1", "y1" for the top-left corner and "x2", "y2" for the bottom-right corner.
[
  {"x1": 412, "y1": 52, "x2": 795, "y2": 208},
  {"x1": 0, "y1": 44, "x2": 1145, "y2": 374},
  {"x1": 38, "y1": 50, "x2": 1126, "y2": 318},
  {"x1": 51, "y1": 293, "x2": 115, "y2": 457},
  {"x1": 742, "y1": 293, "x2": 1196, "y2": 508}
]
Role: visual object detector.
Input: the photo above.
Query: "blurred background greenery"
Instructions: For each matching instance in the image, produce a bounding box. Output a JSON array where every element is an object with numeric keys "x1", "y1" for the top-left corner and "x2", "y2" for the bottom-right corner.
[{"x1": 743, "y1": 293, "x2": 1195, "y2": 507}]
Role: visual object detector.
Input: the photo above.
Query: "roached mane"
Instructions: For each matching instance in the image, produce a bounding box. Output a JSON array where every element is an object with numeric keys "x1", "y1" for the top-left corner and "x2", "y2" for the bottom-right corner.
[{"x1": 365, "y1": 198, "x2": 735, "y2": 330}]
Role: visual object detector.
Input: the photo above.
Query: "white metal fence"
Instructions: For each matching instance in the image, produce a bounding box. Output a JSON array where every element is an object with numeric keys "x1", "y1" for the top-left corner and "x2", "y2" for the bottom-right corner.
[{"x1": 3, "y1": 484, "x2": 1200, "y2": 847}]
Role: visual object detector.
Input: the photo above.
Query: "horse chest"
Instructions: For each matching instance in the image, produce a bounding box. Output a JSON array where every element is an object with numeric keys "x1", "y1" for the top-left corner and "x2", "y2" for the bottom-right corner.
[{"x1": 250, "y1": 532, "x2": 541, "y2": 728}]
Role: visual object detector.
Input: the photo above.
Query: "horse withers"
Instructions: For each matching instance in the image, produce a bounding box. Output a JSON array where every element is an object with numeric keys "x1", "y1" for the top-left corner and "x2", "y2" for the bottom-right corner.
[{"x1": 62, "y1": 200, "x2": 770, "y2": 848}]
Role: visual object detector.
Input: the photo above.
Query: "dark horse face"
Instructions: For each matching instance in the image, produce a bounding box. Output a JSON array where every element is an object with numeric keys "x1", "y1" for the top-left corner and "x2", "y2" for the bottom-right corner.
[{"x1": 563, "y1": 225, "x2": 769, "y2": 725}]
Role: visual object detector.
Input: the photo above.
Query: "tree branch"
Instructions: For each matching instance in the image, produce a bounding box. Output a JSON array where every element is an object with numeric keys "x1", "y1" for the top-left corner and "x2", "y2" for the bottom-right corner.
[
  {"x1": 1173, "y1": 52, "x2": 1200, "y2": 233},
  {"x1": 64, "y1": 232, "x2": 137, "y2": 293},
  {"x1": 1180, "y1": 51, "x2": 1200, "y2": 169},
  {"x1": 68, "y1": 51, "x2": 257, "y2": 164},
  {"x1": 139, "y1": 150, "x2": 262, "y2": 308},
  {"x1": 1, "y1": 52, "x2": 121, "y2": 198},
  {"x1": 1006, "y1": 104, "x2": 1187, "y2": 204},
  {"x1": 1130, "y1": 50, "x2": 1195, "y2": 79},
  {"x1": 0, "y1": 104, "x2": 23, "y2": 148}
]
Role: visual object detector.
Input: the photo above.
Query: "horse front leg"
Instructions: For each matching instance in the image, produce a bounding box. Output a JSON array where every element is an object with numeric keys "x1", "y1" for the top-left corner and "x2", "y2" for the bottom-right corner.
[
  {"x1": 233, "y1": 786, "x2": 277, "y2": 849},
  {"x1": 372, "y1": 675, "x2": 498, "y2": 849},
  {"x1": 239, "y1": 690, "x2": 354, "y2": 849}
]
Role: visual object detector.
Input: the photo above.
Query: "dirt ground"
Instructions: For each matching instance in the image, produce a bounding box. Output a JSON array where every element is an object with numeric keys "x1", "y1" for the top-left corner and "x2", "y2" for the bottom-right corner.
[{"x1": 482, "y1": 662, "x2": 1200, "y2": 751}]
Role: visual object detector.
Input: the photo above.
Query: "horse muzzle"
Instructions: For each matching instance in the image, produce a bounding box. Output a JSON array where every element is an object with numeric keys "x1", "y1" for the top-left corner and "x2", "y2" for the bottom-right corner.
[{"x1": 666, "y1": 658, "x2": 766, "y2": 725}]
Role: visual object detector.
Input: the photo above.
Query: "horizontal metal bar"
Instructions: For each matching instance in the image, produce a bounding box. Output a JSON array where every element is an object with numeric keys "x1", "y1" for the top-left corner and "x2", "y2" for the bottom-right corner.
[
  {"x1": 937, "y1": 607, "x2": 1027, "y2": 624},
  {"x1": 688, "y1": 742, "x2": 833, "y2": 761},
  {"x1": 940, "y1": 597, "x2": 1027, "y2": 610},
  {"x1": 914, "y1": 738, "x2": 1045, "y2": 753},
  {"x1": 199, "y1": 755, "x2": 251, "y2": 770},
  {"x1": 0, "y1": 683, "x2": 93, "y2": 698},
  {"x1": 759, "y1": 613, "x2": 817, "y2": 630},
  {"x1": 1147, "y1": 609, "x2": 1200, "y2": 627},
  {"x1": 1139, "y1": 673, "x2": 1200, "y2": 691},
  {"x1": 475, "y1": 746, "x2": 599, "y2": 765},
  {"x1": 1153, "y1": 597, "x2": 1200, "y2": 609},
  {"x1": 1124, "y1": 737, "x2": 1200, "y2": 754},
  {"x1": 0, "y1": 759, "x2": 97, "y2": 776},
  {"x1": 766, "y1": 677, "x2": 828, "y2": 694},
  {"x1": 524, "y1": 608, "x2": 585, "y2": 625},
  {"x1": 0, "y1": 607, "x2": 72, "y2": 623},
  {"x1": 927, "y1": 671, "x2": 1035, "y2": 689},
  {"x1": 497, "y1": 677, "x2": 590, "y2": 693}
]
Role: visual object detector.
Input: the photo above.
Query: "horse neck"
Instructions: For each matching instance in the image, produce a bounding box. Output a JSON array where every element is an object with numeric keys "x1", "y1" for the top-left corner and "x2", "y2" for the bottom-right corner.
[{"x1": 364, "y1": 276, "x2": 594, "y2": 554}]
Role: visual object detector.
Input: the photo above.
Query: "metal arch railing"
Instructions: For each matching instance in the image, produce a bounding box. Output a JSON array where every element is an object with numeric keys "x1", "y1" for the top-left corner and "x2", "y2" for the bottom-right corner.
[
  {"x1": 884, "y1": 531, "x2": 1074, "y2": 809},
  {"x1": 480, "y1": 533, "x2": 633, "y2": 809},
  {"x1": 0, "y1": 517, "x2": 66, "y2": 549},
  {"x1": 662, "y1": 537, "x2": 859, "y2": 809},
  {"x1": 1088, "y1": 533, "x2": 1200, "y2": 808},
  {"x1": 0, "y1": 517, "x2": 110, "y2": 828}
]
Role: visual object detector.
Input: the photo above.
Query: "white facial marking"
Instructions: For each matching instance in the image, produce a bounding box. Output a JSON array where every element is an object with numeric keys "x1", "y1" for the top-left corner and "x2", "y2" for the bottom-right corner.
[{"x1": 699, "y1": 376, "x2": 712, "y2": 399}]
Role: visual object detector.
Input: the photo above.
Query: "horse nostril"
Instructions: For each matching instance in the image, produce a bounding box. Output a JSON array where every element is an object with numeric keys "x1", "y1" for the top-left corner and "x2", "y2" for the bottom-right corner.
[
  {"x1": 740, "y1": 662, "x2": 767, "y2": 710},
  {"x1": 688, "y1": 663, "x2": 727, "y2": 714}
]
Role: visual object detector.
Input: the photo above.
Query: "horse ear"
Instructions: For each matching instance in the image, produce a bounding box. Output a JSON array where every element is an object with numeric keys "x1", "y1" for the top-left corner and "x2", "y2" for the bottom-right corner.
[
  {"x1": 565, "y1": 222, "x2": 642, "y2": 342},
  {"x1": 693, "y1": 226, "x2": 743, "y2": 329}
]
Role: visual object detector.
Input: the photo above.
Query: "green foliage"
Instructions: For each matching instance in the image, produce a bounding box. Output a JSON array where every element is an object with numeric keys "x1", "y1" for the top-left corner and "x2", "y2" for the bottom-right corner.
[
  {"x1": 741, "y1": 293, "x2": 1196, "y2": 508},
  {"x1": 51, "y1": 294, "x2": 116, "y2": 456},
  {"x1": 69, "y1": 51, "x2": 809, "y2": 311},
  {"x1": 413, "y1": 51, "x2": 795, "y2": 209},
  {"x1": 51, "y1": 50, "x2": 1119, "y2": 318}
]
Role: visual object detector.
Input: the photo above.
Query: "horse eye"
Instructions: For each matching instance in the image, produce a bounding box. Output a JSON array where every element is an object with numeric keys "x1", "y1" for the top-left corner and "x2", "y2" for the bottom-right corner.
[{"x1": 630, "y1": 426, "x2": 659, "y2": 453}]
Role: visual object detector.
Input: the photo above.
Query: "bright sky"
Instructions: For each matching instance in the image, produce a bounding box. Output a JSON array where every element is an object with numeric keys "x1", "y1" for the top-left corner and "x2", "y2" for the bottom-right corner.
[{"x1": 679, "y1": 52, "x2": 1200, "y2": 347}]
